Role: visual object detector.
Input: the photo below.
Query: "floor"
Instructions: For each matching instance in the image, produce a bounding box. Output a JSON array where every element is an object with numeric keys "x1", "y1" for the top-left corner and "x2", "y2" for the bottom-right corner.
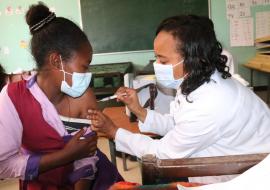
[{"x1": 0, "y1": 90, "x2": 268, "y2": 190}]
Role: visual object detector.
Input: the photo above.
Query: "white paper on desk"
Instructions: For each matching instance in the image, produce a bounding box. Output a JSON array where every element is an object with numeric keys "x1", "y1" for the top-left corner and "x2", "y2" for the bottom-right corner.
[
  {"x1": 124, "y1": 73, "x2": 134, "y2": 117},
  {"x1": 256, "y1": 11, "x2": 270, "y2": 39},
  {"x1": 177, "y1": 154, "x2": 270, "y2": 190},
  {"x1": 230, "y1": 17, "x2": 254, "y2": 47}
]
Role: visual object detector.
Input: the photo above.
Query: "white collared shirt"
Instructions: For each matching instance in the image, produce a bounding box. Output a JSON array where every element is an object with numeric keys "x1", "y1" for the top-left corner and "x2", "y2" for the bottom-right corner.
[{"x1": 115, "y1": 70, "x2": 270, "y2": 183}]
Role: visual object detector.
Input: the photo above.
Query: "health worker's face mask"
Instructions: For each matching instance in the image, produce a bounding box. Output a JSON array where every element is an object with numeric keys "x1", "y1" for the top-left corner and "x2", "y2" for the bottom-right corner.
[
  {"x1": 59, "y1": 56, "x2": 92, "y2": 98},
  {"x1": 153, "y1": 60, "x2": 185, "y2": 90}
]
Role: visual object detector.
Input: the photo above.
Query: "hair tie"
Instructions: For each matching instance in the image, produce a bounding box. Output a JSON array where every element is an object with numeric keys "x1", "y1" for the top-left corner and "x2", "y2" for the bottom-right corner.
[{"x1": 30, "y1": 12, "x2": 56, "y2": 33}]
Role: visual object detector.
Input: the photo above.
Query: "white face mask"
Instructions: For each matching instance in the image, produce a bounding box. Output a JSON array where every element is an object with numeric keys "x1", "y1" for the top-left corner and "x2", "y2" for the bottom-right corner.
[
  {"x1": 153, "y1": 60, "x2": 185, "y2": 90},
  {"x1": 59, "y1": 56, "x2": 92, "y2": 98}
]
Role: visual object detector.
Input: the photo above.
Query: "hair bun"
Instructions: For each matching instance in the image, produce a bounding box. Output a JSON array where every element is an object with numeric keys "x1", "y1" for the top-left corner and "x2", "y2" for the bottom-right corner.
[{"x1": 26, "y1": 2, "x2": 52, "y2": 34}]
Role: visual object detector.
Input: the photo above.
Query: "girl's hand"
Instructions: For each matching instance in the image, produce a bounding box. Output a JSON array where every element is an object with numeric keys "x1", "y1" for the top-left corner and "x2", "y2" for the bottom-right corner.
[
  {"x1": 87, "y1": 109, "x2": 119, "y2": 139},
  {"x1": 62, "y1": 128, "x2": 97, "y2": 161},
  {"x1": 39, "y1": 128, "x2": 97, "y2": 174}
]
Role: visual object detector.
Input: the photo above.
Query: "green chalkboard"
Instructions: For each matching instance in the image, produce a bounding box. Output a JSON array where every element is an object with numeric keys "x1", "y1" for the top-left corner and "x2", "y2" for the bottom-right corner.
[
  {"x1": 0, "y1": 0, "x2": 81, "y2": 73},
  {"x1": 81, "y1": 0, "x2": 208, "y2": 54}
]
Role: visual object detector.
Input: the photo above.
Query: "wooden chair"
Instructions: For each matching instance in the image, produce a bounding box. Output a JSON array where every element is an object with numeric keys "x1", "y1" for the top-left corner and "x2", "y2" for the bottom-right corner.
[{"x1": 141, "y1": 153, "x2": 268, "y2": 185}]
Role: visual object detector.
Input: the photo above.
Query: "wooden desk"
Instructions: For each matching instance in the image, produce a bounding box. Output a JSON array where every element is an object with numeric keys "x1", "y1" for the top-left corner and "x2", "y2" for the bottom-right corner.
[
  {"x1": 103, "y1": 106, "x2": 139, "y2": 133},
  {"x1": 103, "y1": 106, "x2": 157, "y2": 136},
  {"x1": 89, "y1": 62, "x2": 132, "y2": 96},
  {"x1": 103, "y1": 106, "x2": 138, "y2": 170},
  {"x1": 141, "y1": 153, "x2": 268, "y2": 185},
  {"x1": 244, "y1": 63, "x2": 270, "y2": 104}
]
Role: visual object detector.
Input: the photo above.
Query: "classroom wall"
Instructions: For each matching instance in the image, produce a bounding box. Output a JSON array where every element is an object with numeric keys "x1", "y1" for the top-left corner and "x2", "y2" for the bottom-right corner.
[
  {"x1": 0, "y1": 0, "x2": 81, "y2": 73},
  {"x1": 92, "y1": 0, "x2": 270, "y2": 86},
  {"x1": 211, "y1": 0, "x2": 270, "y2": 86},
  {"x1": 1, "y1": 1, "x2": 269, "y2": 86}
]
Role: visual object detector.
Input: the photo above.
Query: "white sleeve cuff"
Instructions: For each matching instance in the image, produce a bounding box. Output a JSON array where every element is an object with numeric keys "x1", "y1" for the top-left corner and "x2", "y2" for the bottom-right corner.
[
  {"x1": 114, "y1": 128, "x2": 157, "y2": 158},
  {"x1": 138, "y1": 109, "x2": 155, "y2": 133},
  {"x1": 115, "y1": 128, "x2": 135, "y2": 155}
]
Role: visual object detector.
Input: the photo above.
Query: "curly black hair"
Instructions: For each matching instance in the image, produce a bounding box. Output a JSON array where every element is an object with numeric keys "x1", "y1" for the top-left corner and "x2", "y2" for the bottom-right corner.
[
  {"x1": 0, "y1": 64, "x2": 7, "y2": 91},
  {"x1": 156, "y1": 15, "x2": 231, "y2": 100}
]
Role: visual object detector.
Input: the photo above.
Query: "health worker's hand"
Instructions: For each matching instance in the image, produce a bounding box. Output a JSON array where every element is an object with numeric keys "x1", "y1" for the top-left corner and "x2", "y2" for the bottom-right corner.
[{"x1": 87, "y1": 109, "x2": 119, "y2": 139}]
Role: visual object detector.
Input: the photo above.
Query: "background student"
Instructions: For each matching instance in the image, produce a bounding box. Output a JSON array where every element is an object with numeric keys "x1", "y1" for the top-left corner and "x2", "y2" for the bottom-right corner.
[
  {"x1": 0, "y1": 64, "x2": 33, "y2": 91},
  {"x1": 0, "y1": 64, "x2": 7, "y2": 90}
]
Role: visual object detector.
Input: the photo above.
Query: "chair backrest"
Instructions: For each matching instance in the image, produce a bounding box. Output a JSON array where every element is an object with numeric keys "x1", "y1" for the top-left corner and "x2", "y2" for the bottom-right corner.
[{"x1": 141, "y1": 153, "x2": 268, "y2": 185}]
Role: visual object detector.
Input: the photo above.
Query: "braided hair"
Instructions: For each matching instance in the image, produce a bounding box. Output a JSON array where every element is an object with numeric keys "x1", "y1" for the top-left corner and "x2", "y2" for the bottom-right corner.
[{"x1": 25, "y1": 2, "x2": 90, "y2": 69}]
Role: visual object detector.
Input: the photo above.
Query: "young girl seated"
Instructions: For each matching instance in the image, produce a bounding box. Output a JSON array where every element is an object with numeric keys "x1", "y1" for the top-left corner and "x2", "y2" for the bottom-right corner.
[{"x1": 0, "y1": 2, "x2": 122, "y2": 190}]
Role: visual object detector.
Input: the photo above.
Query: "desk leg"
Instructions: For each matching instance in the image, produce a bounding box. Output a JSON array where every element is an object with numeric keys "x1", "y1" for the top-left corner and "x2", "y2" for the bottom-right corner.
[
  {"x1": 250, "y1": 69, "x2": 254, "y2": 89},
  {"x1": 109, "y1": 139, "x2": 117, "y2": 167},
  {"x1": 267, "y1": 76, "x2": 270, "y2": 105},
  {"x1": 122, "y1": 152, "x2": 128, "y2": 171}
]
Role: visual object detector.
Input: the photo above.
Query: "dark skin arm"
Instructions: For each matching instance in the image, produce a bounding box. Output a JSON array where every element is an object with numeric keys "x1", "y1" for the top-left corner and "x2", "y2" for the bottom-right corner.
[
  {"x1": 87, "y1": 87, "x2": 147, "y2": 139},
  {"x1": 76, "y1": 88, "x2": 98, "y2": 118},
  {"x1": 39, "y1": 88, "x2": 98, "y2": 174},
  {"x1": 67, "y1": 88, "x2": 98, "y2": 190},
  {"x1": 53, "y1": 87, "x2": 98, "y2": 189},
  {"x1": 58, "y1": 88, "x2": 98, "y2": 118},
  {"x1": 39, "y1": 128, "x2": 97, "y2": 173}
]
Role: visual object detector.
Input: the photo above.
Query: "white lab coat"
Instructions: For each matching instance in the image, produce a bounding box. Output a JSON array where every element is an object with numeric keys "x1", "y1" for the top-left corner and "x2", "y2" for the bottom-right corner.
[
  {"x1": 222, "y1": 49, "x2": 249, "y2": 86},
  {"x1": 115, "y1": 70, "x2": 270, "y2": 183}
]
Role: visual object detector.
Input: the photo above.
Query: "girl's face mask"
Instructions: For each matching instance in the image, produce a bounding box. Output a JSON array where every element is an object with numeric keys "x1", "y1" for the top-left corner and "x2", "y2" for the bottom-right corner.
[{"x1": 59, "y1": 56, "x2": 92, "y2": 98}]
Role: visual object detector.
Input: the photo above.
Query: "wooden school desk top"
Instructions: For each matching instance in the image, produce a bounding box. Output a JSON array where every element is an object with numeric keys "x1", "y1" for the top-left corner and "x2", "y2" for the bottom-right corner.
[{"x1": 102, "y1": 106, "x2": 157, "y2": 137}]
